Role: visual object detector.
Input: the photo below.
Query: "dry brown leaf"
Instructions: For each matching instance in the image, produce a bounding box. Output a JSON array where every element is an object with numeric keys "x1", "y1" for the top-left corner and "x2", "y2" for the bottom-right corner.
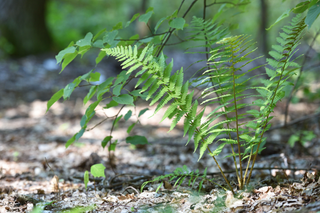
[
  {"x1": 51, "y1": 175, "x2": 59, "y2": 192},
  {"x1": 118, "y1": 193, "x2": 135, "y2": 200},
  {"x1": 163, "y1": 180, "x2": 173, "y2": 189}
]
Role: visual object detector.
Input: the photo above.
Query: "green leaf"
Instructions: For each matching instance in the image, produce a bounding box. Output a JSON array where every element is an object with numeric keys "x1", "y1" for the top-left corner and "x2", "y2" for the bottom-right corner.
[
  {"x1": 65, "y1": 135, "x2": 76, "y2": 148},
  {"x1": 293, "y1": 1, "x2": 311, "y2": 13},
  {"x1": 125, "y1": 13, "x2": 140, "y2": 28},
  {"x1": 93, "y1": 40, "x2": 104, "y2": 48},
  {"x1": 84, "y1": 171, "x2": 89, "y2": 191},
  {"x1": 47, "y1": 88, "x2": 64, "y2": 112},
  {"x1": 267, "y1": 9, "x2": 291, "y2": 30},
  {"x1": 139, "y1": 11, "x2": 153, "y2": 24},
  {"x1": 124, "y1": 110, "x2": 132, "y2": 121},
  {"x1": 113, "y1": 85, "x2": 122, "y2": 96},
  {"x1": 93, "y1": 28, "x2": 106, "y2": 41},
  {"x1": 101, "y1": 136, "x2": 112, "y2": 149},
  {"x1": 103, "y1": 30, "x2": 118, "y2": 47},
  {"x1": 127, "y1": 123, "x2": 136, "y2": 134},
  {"x1": 169, "y1": 17, "x2": 186, "y2": 30},
  {"x1": 86, "y1": 100, "x2": 100, "y2": 118},
  {"x1": 83, "y1": 86, "x2": 97, "y2": 105},
  {"x1": 78, "y1": 46, "x2": 90, "y2": 58},
  {"x1": 76, "y1": 32, "x2": 93, "y2": 47},
  {"x1": 138, "y1": 108, "x2": 149, "y2": 117},
  {"x1": 96, "y1": 51, "x2": 107, "y2": 65},
  {"x1": 63, "y1": 82, "x2": 76, "y2": 100},
  {"x1": 105, "y1": 100, "x2": 119, "y2": 108},
  {"x1": 306, "y1": 2, "x2": 320, "y2": 29},
  {"x1": 112, "y1": 22, "x2": 123, "y2": 30},
  {"x1": 97, "y1": 77, "x2": 115, "y2": 99},
  {"x1": 154, "y1": 17, "x2": 167, "y2": 32},
  {"x1": 288, "y1": 134, "x2": 299, "y2": 147},
  {"x1": 113, "y1": 94, "x2": 134, "y2": 105},
  {"x1": 90, "y1": 164, "x2": 106, "y2": 178},
  {"x1": 114, "y1": 114, "x2": 123, "y2": 126},
  {"x1": 75, "y1": 128, "x2": 85, "y2": 141},
  {"x1": 55, "y1": 45, "x2": 76, "y2": 64},
  {"x1": 80, "y1": 70, "x2": 93, "y2": 81},
  {"x1": 108, "y1": 140, "x2": 118, "y2": 151},
  {"x1": 126, "y1": 135, "x2": 149, "y2": 145},
  {"x1": 89, "y1": 72, "x2": 100, "y2": 82},
  {"x1": 61, "y1": 51, "x2": 78, "y2": 72}
]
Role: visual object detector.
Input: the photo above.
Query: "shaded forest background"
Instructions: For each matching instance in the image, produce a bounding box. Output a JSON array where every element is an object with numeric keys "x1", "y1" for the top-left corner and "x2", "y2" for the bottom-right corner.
[{"x1": 1, "y1": 0, "x2": 320, "y2": 58}]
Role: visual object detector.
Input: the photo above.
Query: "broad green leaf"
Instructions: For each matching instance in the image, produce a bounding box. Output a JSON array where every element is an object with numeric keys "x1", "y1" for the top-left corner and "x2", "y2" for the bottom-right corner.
[
  {"x1": 76, "y1": 32, "x2": 93, "y2": 47},
  {"x1": 86, "y1": 100, "x2": 100, "y2": 117},
  {"x1": 293, "y1": 1, "x2": 311, "y2": 13},
  {"x1": 306, "y1": 1, "x2": 320, "y2": 28},
  {"x1": 61, "y1": 51, "x2": 78, "y2": 72},
  {"x1": 83, "y1": 86, "x2": 97, "y2": 105},
  {"x1": 89, "y1": 72, "x2": 100, "y2": 82},
  {"x1": 103, "y1": 30, "x2": 118, "y2": 46},
  {"x1": 80, "y1": 70, "x2": 93, "y2": 81},
  {"x1": 169, "y1": 17, "x2": 185, "y2": 30},
  {"x1": 127, "y1": 34, "x2": 140, "y2": 45},
  {"x1": 84, "y1": 171, "x2": 89, "y2": 190},
  {"x1": 90, "y1": 164, "x2": 106, "y2": 178},
  {"x1": 288, "y1": 134, "x2": 299, "y2": 147},
  {"x1": 63, "y1": 83, "x2": 76, "y2": 100},
  {"x1": 75, "y1": 128, "x2": 85, "y2": 141},
  {"x1": 108, "y1": 140, "x2": 118, "y2": 151},
  {"x1": 93, "y1": 28, "x2": 106, "y2": 41},
  {"x1": 78, "y1": 46, "x2": 90, "y2": 58},
  {"x1": 139, "y1": 11, "x2": 153, "y2": 24},
  {"x1": 125, "y1": 13, "x2": 140, "y2": 28},
  {"x1": 127, "y1": 123, "x2": 136, "y2": 134},
  {"x1": 65, "y1": 135, "x2": 76, "y2": 148},
  {"x1": 112, "y1": 22, "x2": 123, "y2": 30},
  {"x1": 126, "y1": 135, "x2": 149, "y2": 145},
  {"x1": 93, "y1": 40, "x2": 104, "y2": 48},
  {"x1": 105, "y1": 100, "x2": 119, "y2": 108},
  {"x1": 113, "y1": 115, "x2": 123, "y2": 127},
  {"x1": 138, "y1": 108, "x2": 149, "y2": 117},
  {"x1": 97, "y1": 77, "x2": 115, "y2": 99},
  {"x1": 101, "y1": 136, "x2": 112, "y2": 149},
  {"x1": 56, "y1": 45, "x2": 76, "y2": 64},
  {"x1": 124, "y1": 110, "x2": 132, "y2": 121},
  {"x1": 113, "y1": 85, "x2": 122, "y2": 96},
  {"x1": 113, "y1": 94, "x2": 134, "y2": 105},
  {"x1": 267, "y1": 9, "x2": 291, "y2": 30},
  {"x1": 47, "y1": 88, "x2": 64, "y2": 112},
  {"x1": 154, "y1": 17, "x2": 167, "y2": 32},
  {"x1": 96, "y1": 51, "x2": 107, "y2": 65}
]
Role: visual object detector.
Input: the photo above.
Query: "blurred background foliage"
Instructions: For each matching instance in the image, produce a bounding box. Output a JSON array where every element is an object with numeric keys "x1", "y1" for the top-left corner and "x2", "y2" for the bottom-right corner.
[
  {"x1": 47, "y1": 0, "x2": 320, "y2": 53},
  {"x1": 1, "y1": 0, "x2": 319, "y2": 58}
]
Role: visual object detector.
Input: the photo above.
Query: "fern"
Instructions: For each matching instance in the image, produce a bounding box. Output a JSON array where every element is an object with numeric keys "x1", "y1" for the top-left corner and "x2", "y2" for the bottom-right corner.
[{"x1": 47, "y1": 1, "x2": 312, "y2": 195}]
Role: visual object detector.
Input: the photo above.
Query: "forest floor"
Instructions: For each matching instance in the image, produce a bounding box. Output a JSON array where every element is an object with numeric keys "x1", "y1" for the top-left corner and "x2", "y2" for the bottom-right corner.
[{"x1": 1, "y1": 54, "x2": 320, "y2": 212}]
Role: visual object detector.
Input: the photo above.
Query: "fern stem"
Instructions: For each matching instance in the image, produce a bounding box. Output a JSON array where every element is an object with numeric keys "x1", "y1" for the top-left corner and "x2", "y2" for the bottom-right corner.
[
  {"x1": 230, "y1": 43, "x2": 244, "y2": 189},
  {"x1": 207, "y1": 146, "x2": 234, "y2": 194},
  {"x1": 243, "y1": 147, "x2": 253, "y2": 185}
]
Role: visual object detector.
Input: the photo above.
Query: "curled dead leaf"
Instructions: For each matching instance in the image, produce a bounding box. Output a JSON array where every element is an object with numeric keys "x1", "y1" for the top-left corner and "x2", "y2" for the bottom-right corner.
[{"x1": 51, "y1": 175, "x2": 59, "y2": 192}]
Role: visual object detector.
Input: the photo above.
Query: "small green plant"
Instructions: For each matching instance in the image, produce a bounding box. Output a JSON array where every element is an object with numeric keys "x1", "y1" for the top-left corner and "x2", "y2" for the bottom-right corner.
[
  {"x1": 288, "y1": 130, "x2": 316, "y2": 148},
  {"x1": 141, "y1": 165, "x2": 227, "y2": 192},
  {"x1": 46, "y1": 0, "x2": 320, "y2": 194}
]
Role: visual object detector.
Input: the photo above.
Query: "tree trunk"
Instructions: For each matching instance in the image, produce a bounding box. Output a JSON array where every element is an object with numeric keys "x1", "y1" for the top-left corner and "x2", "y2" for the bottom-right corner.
[{"x1": 0, "y1": 0, "x2": 52, "y2": 57}]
